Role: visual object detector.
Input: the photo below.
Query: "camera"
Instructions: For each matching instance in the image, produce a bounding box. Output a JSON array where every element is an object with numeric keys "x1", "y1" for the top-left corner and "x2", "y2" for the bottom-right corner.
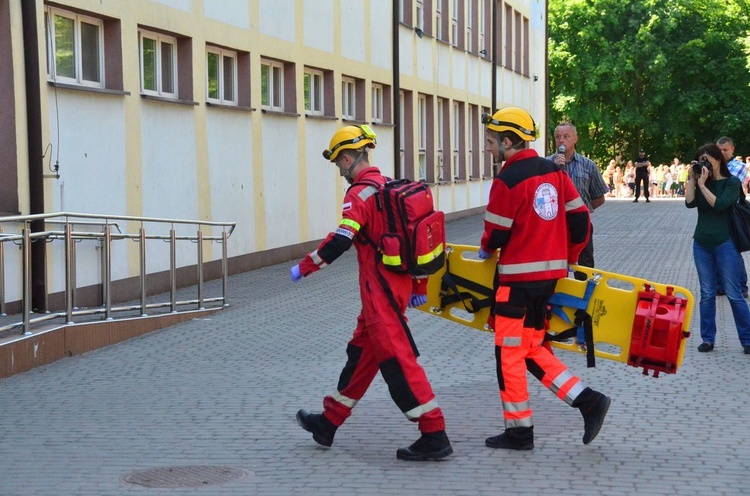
[{"x1": 692, "y1": 158, "x2": 710, "y2": 177}]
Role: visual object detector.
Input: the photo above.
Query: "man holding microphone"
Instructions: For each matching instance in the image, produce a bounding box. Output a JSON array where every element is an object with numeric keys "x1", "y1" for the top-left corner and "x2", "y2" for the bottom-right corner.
[{"x1": 547, "y1": 122, "x2": 608, "y2": 267}]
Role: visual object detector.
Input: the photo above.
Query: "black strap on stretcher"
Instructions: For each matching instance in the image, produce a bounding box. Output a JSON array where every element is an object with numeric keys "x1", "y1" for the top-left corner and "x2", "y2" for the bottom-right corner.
[
  {"x1": 545, "y1": 278, "x2": 597, "y2": 368},
  {"x1": 439, "y1": 257, "x2": 494, "y2": 314}
]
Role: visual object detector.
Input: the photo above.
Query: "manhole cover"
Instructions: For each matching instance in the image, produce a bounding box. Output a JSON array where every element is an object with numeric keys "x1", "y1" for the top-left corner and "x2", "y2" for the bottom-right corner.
[{"x1": 121, "y1": 465, "x2": 250, "y2": 488}]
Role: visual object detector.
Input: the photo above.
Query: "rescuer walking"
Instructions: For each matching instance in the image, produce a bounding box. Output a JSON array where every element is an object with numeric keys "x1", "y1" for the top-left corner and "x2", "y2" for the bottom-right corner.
[
  {"x1": 290, "y1": 125, "x2": 453, "y2": 461},
  {"x1": 478, "y1": 107, "x2": 612, "y2": 450}
]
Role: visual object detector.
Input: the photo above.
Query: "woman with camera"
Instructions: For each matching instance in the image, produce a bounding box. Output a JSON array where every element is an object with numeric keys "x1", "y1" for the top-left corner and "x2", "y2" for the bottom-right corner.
[{"x1": 685, "y1": 143, "x2": 750, "y2": 354}]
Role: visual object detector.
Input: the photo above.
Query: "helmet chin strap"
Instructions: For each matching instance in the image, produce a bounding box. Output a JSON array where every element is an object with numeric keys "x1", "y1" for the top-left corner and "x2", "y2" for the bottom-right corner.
[
  {"x1": 340, "y1": 151, "x2": 366, "y2": 184},
  {"x1": 494, "y1": 135, "x2": 507, "y2": 164},
  {"x1": 497, "y1": 141, "x2": 507, "y2": 160}
]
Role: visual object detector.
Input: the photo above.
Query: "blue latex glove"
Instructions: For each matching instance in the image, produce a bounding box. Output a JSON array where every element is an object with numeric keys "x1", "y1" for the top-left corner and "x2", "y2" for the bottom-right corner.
[
  {"x1": 409, "y1": 294, "x2": 427, "y2": 308},
  {"x1": 477, "y1": 247, "x2": 492, "y2": 260},
  {"x1": 290, "y1": 264, "x2": 302, "y2": 282}
]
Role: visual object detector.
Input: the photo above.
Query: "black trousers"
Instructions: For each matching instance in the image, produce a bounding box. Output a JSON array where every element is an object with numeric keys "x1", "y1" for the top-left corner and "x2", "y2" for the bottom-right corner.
[
  {"x1": 634, "y1": 168, "x2": 650, "y2": 199},
  {"x1": 578, "y1": 224, "x2": 595, "y2": 268}
]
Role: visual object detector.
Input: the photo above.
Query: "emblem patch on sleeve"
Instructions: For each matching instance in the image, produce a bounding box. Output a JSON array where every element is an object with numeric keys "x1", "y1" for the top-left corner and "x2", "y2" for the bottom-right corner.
[
  {"x1": 533, "y1": 183, "x2": 559, "y2": 220},
  {"x1": 342, "y1": 202, "x2": 352, "y2": 212}
]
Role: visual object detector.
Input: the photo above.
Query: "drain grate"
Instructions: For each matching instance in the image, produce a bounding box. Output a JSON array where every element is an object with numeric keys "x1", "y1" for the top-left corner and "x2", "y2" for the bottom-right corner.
[{"x1": 121, "y1": 465, "x2": 250, "y2": 488}]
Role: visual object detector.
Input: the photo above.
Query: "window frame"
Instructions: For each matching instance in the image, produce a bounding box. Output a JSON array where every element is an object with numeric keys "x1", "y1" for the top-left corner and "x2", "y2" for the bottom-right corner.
[
  {"x1": 342, "y1": 76, "x2": 356, "y2": 120},
  {"x1": 466, "y1": 0, "x2": 473, "y2": 52},
  {"x1": 260, "y1": 58, "x2": 285, "y2": 111},
  {"x1": 478, "y1": 0, "x2": 485, "y2": 55},
  {"x1": 206, "y1": 46, "x2": 238, "y2": 106},
  {"x1": 418, "y1": 94, "x2": 427, "y2": 181},
  {"x1": 436, "y1": 0, "x2": 443, "y2": 41},
  {"x1": 372, "y1": 83, "x2": 384, "y2": 123},
  {"x1": 139, "y1": 30, "x2": 178, "y2": 99},
  {"x1": 304, "y1": 68, "x2": 325, "y2": 116},
  {"x1": 451, "y1": 0, "x2": 459, "y2": 47},
  {"x1": 45, "y1": 6, "x2": 105, "y2": 88}
]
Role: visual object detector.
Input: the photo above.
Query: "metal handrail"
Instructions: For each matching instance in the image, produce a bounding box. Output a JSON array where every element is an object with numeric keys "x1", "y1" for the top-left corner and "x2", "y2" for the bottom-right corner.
[
  {"x1": 0, "y1": 212, "x2": 236, "y2": 335},
  {"x1": 0, "y1": 211, "x2": 236, "y2": 236}
]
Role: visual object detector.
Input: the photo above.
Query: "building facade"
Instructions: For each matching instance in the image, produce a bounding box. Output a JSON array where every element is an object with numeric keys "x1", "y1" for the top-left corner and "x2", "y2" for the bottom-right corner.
[{"x1": 1, "y1": 0, "x2": 547, "y2": 304}]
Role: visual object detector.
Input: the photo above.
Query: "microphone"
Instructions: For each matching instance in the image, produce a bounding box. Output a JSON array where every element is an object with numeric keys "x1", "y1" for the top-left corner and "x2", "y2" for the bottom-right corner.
[{"x1": 558, "y1": 145, "x2": 566, "y2": 155}]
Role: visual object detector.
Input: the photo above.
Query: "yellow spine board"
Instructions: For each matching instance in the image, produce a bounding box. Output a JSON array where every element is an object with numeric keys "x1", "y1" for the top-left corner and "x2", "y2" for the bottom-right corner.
[{"x1": 418, "y1": 244, "x2": 694, "y2": 370}]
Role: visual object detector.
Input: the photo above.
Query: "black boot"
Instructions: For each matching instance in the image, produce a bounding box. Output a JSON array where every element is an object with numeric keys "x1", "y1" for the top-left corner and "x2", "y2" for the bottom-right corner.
[
  {"x1": 296, "y1": 409, "x2": 337, "y2": 447},
  {"x1": 572, "y1": 388, "x2": 611, "y2": 445},
  {"x1": 396, "y1": 430, "x2": 453, "y2": 461},
  {"x1": 485, "y1": 426, "x2": 534, "y2": 450}
]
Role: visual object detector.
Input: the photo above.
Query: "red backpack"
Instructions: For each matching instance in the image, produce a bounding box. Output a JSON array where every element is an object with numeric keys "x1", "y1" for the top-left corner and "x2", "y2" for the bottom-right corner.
[{"x1": 355, "y1": 179, "x2": 446, "y2": 276}]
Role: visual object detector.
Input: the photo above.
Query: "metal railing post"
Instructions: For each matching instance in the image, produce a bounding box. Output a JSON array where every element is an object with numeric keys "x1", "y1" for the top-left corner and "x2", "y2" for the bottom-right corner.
[
  {"x1": 103, "y1": 224, "x2": 112, "y2": 320},
  {"x1": 65, "y1": 223, "x2": 74, "y2": 324},
  {"x1": 71, "y1": 231, "x2": 77, "y2": 310},
  {"x1": 140, "y1": 227, "x2": 147, "y2": 316},
  {"x1": 197, "y1": 230, "x2": 204, "y2": 310},
  {"x1": 22, "y1": 227, "x2": 31, "y2": 335},
  {"x1": 0, "y1": 227, "x2": 5, "y2": 316},
  {"x1": 170, "y1": 228, "x2": 177, "y2": 313},
  {"x1": 222, "y1": 230, "x2": 229, "y2": 307}
]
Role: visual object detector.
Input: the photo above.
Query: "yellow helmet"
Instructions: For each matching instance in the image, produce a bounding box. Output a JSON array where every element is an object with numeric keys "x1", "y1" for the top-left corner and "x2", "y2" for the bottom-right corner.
[
  {"x1": 322, "y1": 125, "x2": 377, "y2": 162},
  {"x1": 482, "y1": 107, "x2": 537, "y2": 141}
]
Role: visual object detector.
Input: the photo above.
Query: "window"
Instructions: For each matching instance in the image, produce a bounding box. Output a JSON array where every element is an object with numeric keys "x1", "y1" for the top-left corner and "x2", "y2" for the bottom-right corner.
[
  {"x1": 470, "y1": 104, "x2": 479, "y2": 178},
  {"x1": 206, "y1": 47, "x2": 237, "y2": 105},
  {"x1": 341, "y1": 76, "x2": 366, "y2": 121},
  {"x1": 522, "y1": 15, "x2": 529, "y2": 76},
  {"x1": 261, "y1": 59, "x2": 284, "y2": 111},
  {"x1": 372, "y1": 83, "x2": 384, "y2": 123},
  {"x1": 451, "y1": 0, "x2": 459, "y2": 47},
  {"x1": 437, "y1": 98, "x2": 445, "y2": 181},
  {"x1": 139, "y1": 30, "x2": 177, "y2": 98},
  {"x1": 514, "y1": 11, "x2": 522, "y2": 73},
  {"x1": 436, "y1": 0, "x2": 442, "y2": 41},
  {"x1": 504, "y1": 4, "x2": 512, "y2": 68},
  {"x1": 304, "y1": 68, "x2": 324, "y2": 115},
  {"x1": 400, "y1": 91, "x2": 406, "y2": 174},
  {"x1": 453, "y1": 101, "x2": 459, "y2": 179},
  {"x1": 479, "y1": 0, "x2": 485, "y2": 55},
  {"x1": 482, "y1": 105, "x2": 492, "y2": 177},
  {"x1": 418, "y1": 95, "x2": 427, "y2": 181},
  {"x1": 453, "y1": 101, "x2": 466, "y2": 180},
  {"x1": 342, "y1": 77, "x2": 356, "y2": 120},
  {"x1": 466, "y1": 0, "x2": 472, "y2": 52},
  {"x1": 416, "y1": 0, "x2": 424, "y2": 31},
  {"x1": 45, "y1": 7, "x2": 104, "y2": 87}
]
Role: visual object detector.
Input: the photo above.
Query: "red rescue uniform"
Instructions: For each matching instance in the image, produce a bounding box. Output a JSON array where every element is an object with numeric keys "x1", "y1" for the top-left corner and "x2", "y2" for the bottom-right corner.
[
  {"x1": 480, "y1": 149, "x2": 591, "y2": 430},
  {"x1": 299, "y1": 166, "x2": 445, "y2": 434}
]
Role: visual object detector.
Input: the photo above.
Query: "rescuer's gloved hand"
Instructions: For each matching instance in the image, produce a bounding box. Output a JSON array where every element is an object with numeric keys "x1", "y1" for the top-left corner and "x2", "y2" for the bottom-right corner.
[
  {"x1": 409, "y1": 294, "x2": 427, "y2": 308},
  {"x1": 290, "y1": 264, "x2": 302, "y2": 282},
  {"x1": 477, "y1": 247, "x2": 492, "y2": 260}
]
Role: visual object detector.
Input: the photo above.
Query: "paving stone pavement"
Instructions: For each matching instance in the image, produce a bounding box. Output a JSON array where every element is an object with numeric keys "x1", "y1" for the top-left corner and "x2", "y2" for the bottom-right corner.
[{"x1": 1, "y1": 197, "x2": 749, "y2": 496}]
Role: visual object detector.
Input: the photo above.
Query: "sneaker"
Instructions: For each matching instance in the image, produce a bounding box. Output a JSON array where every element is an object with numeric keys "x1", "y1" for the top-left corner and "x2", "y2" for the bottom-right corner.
[
  {"x1": 697, "y1": 342, "x2": 714, "y2": 352},
  {"x1": 396, "y1": 430, "x2": 453, "y2": 461},
  {"x1": 645, "y1": 199, "x2": 651, "y2": 203},
  {"x1": 744, "y1": 345, "x2": 750, "y2": 355},
  {"x1": 296, "y1": 409, "x2": 337, "y2": 447},
  {"x1": 632, "y1": 199, "x2": 639, "y2": 203},
  {"x1": 578, "y1": 390, "x2": 611, "y2": 445},
  {"x1": 485, "y1": 427, "x2": 534, "y2": 450}
]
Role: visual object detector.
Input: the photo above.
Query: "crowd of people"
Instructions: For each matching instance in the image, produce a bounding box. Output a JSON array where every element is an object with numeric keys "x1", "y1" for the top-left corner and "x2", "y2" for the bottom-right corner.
[{"x1": 601, "y1": 154, "x2": 750, "y2": 200}]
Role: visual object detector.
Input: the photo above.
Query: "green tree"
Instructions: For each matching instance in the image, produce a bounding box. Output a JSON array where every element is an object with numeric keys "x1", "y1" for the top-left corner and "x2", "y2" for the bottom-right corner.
[{"x1": 548, "y1": 0, "x2": 750, "y2": 166}]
